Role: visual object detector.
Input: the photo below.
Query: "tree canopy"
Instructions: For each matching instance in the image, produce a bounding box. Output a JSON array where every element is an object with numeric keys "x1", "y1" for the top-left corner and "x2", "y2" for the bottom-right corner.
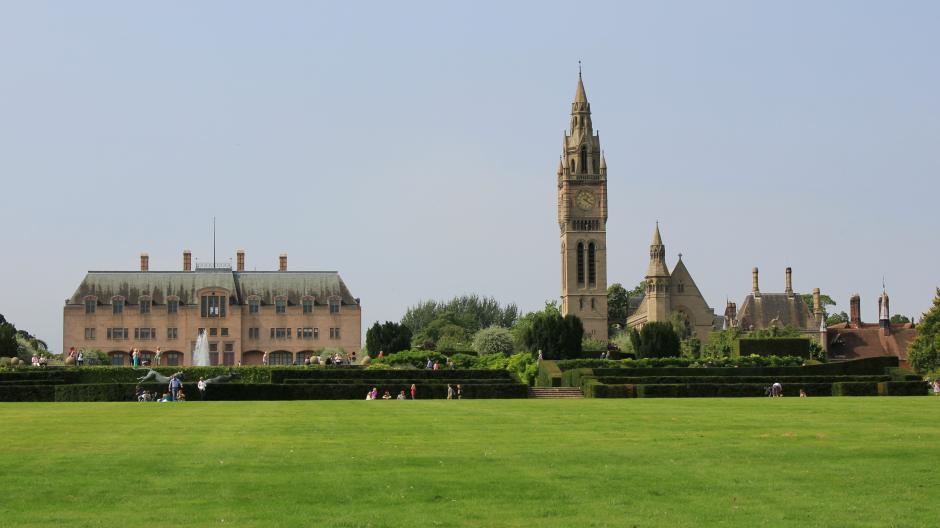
[
  {"x1": 632, "y1": 322, "x2": 680, "y2": 359},
  {"x1": 365, "y1": 321, "x2": 413, "y2": 357},
  {"x1": 517, "y1": 305, "x2": 583, "y2": 360},
  {"x1": 908, "y1": 288, "x2": 940, "y2": 374}
]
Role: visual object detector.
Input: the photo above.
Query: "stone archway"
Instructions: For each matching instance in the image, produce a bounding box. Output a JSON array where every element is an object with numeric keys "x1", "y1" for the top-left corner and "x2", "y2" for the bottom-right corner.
[{"x1": 241, "y1": 350, "x2": 264, "y2": 366}]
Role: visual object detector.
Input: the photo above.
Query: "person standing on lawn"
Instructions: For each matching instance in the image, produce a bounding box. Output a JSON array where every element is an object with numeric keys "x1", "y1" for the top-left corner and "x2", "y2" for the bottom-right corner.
[
  {"x1": 198, "y1": 377, "x2": 207, "y2": 401},
  {"x1": 410, "y1": 384, "x2": 417, "y2": 400}
]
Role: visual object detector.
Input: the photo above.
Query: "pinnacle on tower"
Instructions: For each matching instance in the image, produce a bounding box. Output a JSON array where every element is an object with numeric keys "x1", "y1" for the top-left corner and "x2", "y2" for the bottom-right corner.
[
  {"x1": 652, "y1": 221, "x2": 663, "y2": 246},
  {"x1": 646, "y1": 223, "x2": 669, "y2": 278},
  {"x1": 574, "y1": 75, "x2": 588, "y2": 104}
]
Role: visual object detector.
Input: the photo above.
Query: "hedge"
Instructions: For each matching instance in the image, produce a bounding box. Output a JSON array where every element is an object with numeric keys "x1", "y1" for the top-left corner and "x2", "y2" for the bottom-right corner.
[
  {"x1": 734, "y1": 338, "x2": 811, "y2": 359},
  {"x1": 582, "y1": 380, "x2": 635, "y2": 398},
  {"x1": 832, "y1": 382, "x2": 880, "y2": 396},
  {"x1": 47, "y1": 382, "x2": 527, "y2": 401},
  {"x1": 588, "y1": 375, "x2": 890, "y2": 386},
  {"x1": 561, "y1": 368, "x2": 595, "y2": 388},
  {"x1": 0, "y1": 385, "x2": 55, "y2": 402},
  {"x1": 270, "y1": 368, "x2": 513, "y2": 383},
  {"x1": 536, "y1": 361, "x2": 562, "y2": 388},
  {"x1": 631, "y1": 383, "x2": 835, "y2": 398},
  {"x1": 877, "y1": 381, "x2": 929, "y2": 396},
  {"x1": 282, "y1": 378, "x2": 509, "y2": 385}
]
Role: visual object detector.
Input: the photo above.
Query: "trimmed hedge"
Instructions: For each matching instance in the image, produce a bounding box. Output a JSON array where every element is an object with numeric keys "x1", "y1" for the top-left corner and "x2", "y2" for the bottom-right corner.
[
  {"x1": 282, "y1": 378, "x2": 507, "y2": 385},
  {"x1": 270, "y1": 368, "x2": 513, "y2": 383},
  {"x1": 536, "y1": 361, "x2": 562, "y2": 388},
  {"x1": 582, "y1": 380, "x2": 635, "y2": 398},
  {"x1": 877, "y1": 381, "x2": 929, "y2": 396},
  {"x1": 561, "y1": 368, "x2": 595, "y2": 388},
  {"x1": 832, "y1": 382, "x2": 880, "y2": 396},
  {"x1": 734, "y1": 338, "x2": 811, "y2": 359},
  {"x1": 632, "y1": 383, "x2": 835, "y2": 398},
  {"x1": 589, "y1": 375, "x2": 890, "y2": 385},
  {"x1": 0, "y1": 385, "x2": 55, "y2": 402}
]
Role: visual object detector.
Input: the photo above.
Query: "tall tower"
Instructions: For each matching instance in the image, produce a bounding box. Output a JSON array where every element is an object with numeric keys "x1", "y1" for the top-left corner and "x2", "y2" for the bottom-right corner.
[
  {"x1": 558, "y1": 71, "x2": 608, "y2": 340},
  {"x1": 644, "y1": 223, "x2": 671, "y2": 322}
]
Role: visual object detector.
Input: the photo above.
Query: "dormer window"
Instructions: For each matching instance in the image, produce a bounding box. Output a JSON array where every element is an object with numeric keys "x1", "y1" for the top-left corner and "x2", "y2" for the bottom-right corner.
[
  {"x1": 302, "y1": 297, "x2": 314, "y2": 314},
  {"x1": 84, "y1": 297, "x2": 97, "y2": 314},
  {"x1": 248, "y1": 297, "x2": 260, "y2": 314},
  {"x1": 140, "y1": 296, "x2": 151, "y2": 314},
  {"x1": 201, "y1": 294, "x2": 226, "y2": 318},
  {"x1": 275, "y1": 298, "x2": 287, "y2": 314},
  {"x1": 112, "y1": 297, "x2": 125, "y2": 315},
  {"x1": 329, "y1": 298, "x2": 340, "y2": 314}
]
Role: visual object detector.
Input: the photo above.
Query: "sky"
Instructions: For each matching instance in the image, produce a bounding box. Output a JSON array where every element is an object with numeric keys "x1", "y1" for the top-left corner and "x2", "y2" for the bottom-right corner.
[{"x1": 1, "y1": 1, "x2": 938, "y2": 352}]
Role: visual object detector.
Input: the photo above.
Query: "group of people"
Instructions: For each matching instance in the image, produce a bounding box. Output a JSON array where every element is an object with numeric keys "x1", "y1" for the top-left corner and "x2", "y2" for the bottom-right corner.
[
  {"x1": 930, "y1": 379, "x2": 940, "y2": 395},
  {"x1": 67, "y1": 348, "x2": 85, "y2": 366},
  {"x1": 135, "y1": 384, "x2": 185, "y2": 402},
  {"x1": 423, "y1": 358, "x2": 456, "y2": 370},
  {"x1": 364, "y1": 383, "x2": 464, "y2": 400},
  {"x1": 30, "y1": 354, "x2": 48, "y2": 367},
  {"x1": 765, "y1": 382, "x2": 808, "y2": 398}
]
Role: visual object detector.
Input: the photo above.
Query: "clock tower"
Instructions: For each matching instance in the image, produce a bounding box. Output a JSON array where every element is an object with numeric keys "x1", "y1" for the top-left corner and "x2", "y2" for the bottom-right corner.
[{"x1": 558, "y1": 71, "x2": 608, "y2": 341}]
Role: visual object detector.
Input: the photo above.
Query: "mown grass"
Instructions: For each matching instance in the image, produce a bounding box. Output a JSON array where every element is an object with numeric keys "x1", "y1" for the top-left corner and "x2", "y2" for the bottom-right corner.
[{"x1": 1, "y1": 398, "x2": 938, "y2": 527}]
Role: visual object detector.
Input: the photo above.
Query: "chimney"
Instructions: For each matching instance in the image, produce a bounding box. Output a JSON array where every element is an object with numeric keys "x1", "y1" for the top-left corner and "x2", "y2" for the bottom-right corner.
[
  {"x1": 183, "y1": 250, "x2": 192, "y2": 272},
  {"x1": 850, "y1": 294, "x2": 861, "y2": 328},
  {"x1": 878, "y1": 291, "x2": 890, "y2": 334},
  {"x1": 279, "y1": 253, "x2": 287, "y2": 272},
  {"x1": 812, "y1": 288, "x2": 821, "y2": 315},
  {"x1": 140, "y1": 253, "x2": 149, "y2": 272},
  {"x1": 236, "y1": 249, "x2": 245, "y2": 272},
  {"x1": 752, "y1": 267, "x2": 760, "y2": 297},
  {"x1": 785, "y1": 267, "x2": 793, "y2": 297}
]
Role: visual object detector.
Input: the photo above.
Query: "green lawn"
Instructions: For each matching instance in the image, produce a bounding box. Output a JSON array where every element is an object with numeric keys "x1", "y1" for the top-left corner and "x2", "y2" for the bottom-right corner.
[{"x1": 2, "y1": 398, "x2": 938, "y2": 527}]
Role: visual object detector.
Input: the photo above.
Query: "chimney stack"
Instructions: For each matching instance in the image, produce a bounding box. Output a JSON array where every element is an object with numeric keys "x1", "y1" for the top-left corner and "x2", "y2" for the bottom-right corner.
[
  {"x1": 812, "y1": 288, "x2": 821, "y2": 315},
  {"x1": 183, "y1": 250, "x2": 192, "y2": 272},
  {"x1": 850, "y1": 294, "x2": 861, "y2": 328},
  {"x1": 279, "y1": 253, "x2": 288, "y2": 272},
  {"x1": 140, "y1": 253, "x2": 149, "y2": 272},
  {"x1": 236, "y1": 249, "x2": 245, "y2": 272},
  {"x1": 752, "y1": 267, "x2": 760, "y2": 297},
  {"x1": 785, "y1": 267, "x2": 793, "y2": 296}
]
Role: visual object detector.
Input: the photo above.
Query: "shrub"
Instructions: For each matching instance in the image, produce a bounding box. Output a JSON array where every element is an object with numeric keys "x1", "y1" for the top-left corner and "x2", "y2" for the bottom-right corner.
[
  {"x1": 877, "y1": 381, "x2": 929, "y2": 396},
  {"x1": 506, "y1": 352, "x2": 537, "y2": 385},
  {"x1": 472, "y1": 327, "x2": 515, "y2": 356},
  {"x1": 734, "y1": 338, "x2": 811, "y2": 359},
  {"x1": 832, "y1": 382, "x2": 880, "y2": 396},
  {"x1": 0, "y1": 384, "x2": 55, "y2": 402},
  {"x1": 634, "y1": 322, "x2": 680, "y2": 359},
  {"x1": 370, "y1": 350, "x2": 447, "y2": 369}
]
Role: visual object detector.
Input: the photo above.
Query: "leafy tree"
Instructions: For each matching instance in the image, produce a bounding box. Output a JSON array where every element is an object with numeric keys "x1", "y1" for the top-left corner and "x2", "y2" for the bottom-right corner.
[
  {"x1": 827, "y1": 311, "x2": 849, "y2": 326},
  {"x1": 412, "y1": 310, "x2": 475, "y2": 349},
  {"x1": 908, "y1": 288, "x2": 940, "y2": 374},
  {"x1": 518, "y1": 308, "x2": 583, "y2": 360},
  {"x1": 801, "y1": 293, "x2": 837, "y2": 318},
  {"x1": 511, "y1": 301, "x2": 560, "y2": 350},
  {"x1": 890, "y1": 314, "x2": 911, "y2": 324},
  {"x1": 365, "y1": 321, "x2": 413, "y2": 357},
  {"x1": 703, "y1": 328, "x2": 740, "y2": 359},
  {"x1": 607, "y1": 283, "x2": 629, "y2": 329},
  {"x1": 401, "y1": 295, "x2": 518, "y2": 336},
  {"x1": 633, "y1": 322, "x2": 680, "y2": 359},
  {"x1": 0, "y1": 316, "x2": 18, "y2": 359},
  {"x1": 627, "y1": 281, "x2": 646, "y2": 297},
  {"x1": 472, "y1": 326, "x2": 515, "y2": 356}
]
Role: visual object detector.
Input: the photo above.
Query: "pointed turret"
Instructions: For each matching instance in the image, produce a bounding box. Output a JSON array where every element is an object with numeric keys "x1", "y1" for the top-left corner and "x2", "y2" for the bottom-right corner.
[
  {"x1": 646, "y1": 223, "x2": 669, "y2": 278},
  {"x1": 574, "y1": 75, "x2": 588, "y2": 104},
  {"x1": 556, "y1": 157, "x2": 564, "y2": 177}
]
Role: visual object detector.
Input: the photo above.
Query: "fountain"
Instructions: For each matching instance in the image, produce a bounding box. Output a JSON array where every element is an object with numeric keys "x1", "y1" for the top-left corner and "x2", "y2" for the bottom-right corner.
[{"x1": 192, "y1": 330, "x2": 210, "y2": 366}]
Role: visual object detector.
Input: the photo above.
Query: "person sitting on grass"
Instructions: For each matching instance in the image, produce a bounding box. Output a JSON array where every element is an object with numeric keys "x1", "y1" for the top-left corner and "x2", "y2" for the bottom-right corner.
[
  {"x1": 382, "y1": 390, "x2": 392, "y2": 400},
  {"x1": 176, "y1": 390, "x2": 186, "y2": 402},
  {"x1": 159, "y1": 392, "x2": 171, "y2": 402},
  {"x1": 799, "y1": 389, "x2": 807, "y2": 398},
  {"x1": 365, "y1": 391, "x2": 373, "y2": 401},
  {"x1": 397, "y1": 390, "x2": 406, "y2": 400}
]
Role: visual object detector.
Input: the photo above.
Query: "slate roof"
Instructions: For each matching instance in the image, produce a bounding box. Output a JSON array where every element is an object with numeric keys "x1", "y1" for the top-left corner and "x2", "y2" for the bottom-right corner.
[
  {"x1": 826, "y1": 324, "x2": 917, "y2": 362},
  {"x1": 735, "y1": 292, "x2": 817, "y2": 331},
  {"x1": 68, "y1": 270, "x2": 358, "y2": 306}
]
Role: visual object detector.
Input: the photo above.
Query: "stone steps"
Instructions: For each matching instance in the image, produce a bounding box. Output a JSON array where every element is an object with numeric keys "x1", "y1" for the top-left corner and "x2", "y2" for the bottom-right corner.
[{"x1": 528, "y1": 387, "x2": 583, "y2": 399}]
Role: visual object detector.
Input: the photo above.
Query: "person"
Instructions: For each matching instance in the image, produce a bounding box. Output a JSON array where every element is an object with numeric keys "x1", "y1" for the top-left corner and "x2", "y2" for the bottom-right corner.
[
  {"x1": 135, "y1": 385, "x2": 145, "y2": 402},
  {"x1": 39, "y1": 355, "x2": 47, "y2": 367},
  {"x1": 799, "y1": 388, "x2": 807, "y2": 398},
  {"x1": 772, "y1": 382, "x2": 783, "y2": 398},
  {"x1": 382, "y1": 390, "x2": 392, "y2": 400},
  {"x1": 304, "y1": 356, "x2": 310, "y2": 366},
  {"x1": 410, "y1": 384, "x2": 417, "y2": 400},
  {"x1": 425, "y1": 358, "x2": 433, "y2": 370},
  {"x1": 262, "y1": 351, "x2": 269, "y2": 366},
  {"x1": 176, "y1": 389, "x2": 186, "y2": 402},
  {"x1": 31, "y1": 354, "x2": 39, "y2": 367},
  {"x1": 377, "y1": 350, "x2": 384, "y2": 359},
  {"x1": 68, "y1": 347, "x2": 76, "y2": 363},
  {"x1": 397, "y1": 390, "x2": 406, "y2": 400},
  {"x1": 168, "y1": 375, "x2": 182, "y2": 402},
  {"x1": 446, "y1": 384, "x2": 453, "y2": 400},
  {"x1": 457, "y1": 384, "x2": 463, "y2": 400},
  {"x1": 154, "y1": 347, "x2": 162, "y2": 366},
  {"x1": 132, "y1": 348, "x2": 140, "y2": 367},
  {"x1": 932, "y1": 379, "x2": 940, "y2": 396},
  {"x1": 198, "y1": 377, "x2": 207, "y2": 401},
  {"x1": 370, "y1": 387, "x2": 378, "y2": 400},
  {"x1": 159, "y1": 392, "x2": 171, "y2": 402},
  {"x1": 432, "y1": 361, "x2": 440, "y2": 370},
  {"x1": 76, "y1": 349, "x2": 84, "y2": 367},
  {"x1": 365, "y1": 391, "x2": 373, "y2": 400}
]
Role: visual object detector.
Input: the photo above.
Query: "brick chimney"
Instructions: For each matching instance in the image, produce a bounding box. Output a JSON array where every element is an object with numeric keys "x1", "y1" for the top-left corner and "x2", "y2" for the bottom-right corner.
[
  {"x1": 752, "y1": 267, "x2": 760, "y2": 297},
  {"x1": 279, "y1": 253, "x2": 288, "y2": 272},
  {"x1": 850, "y1": 294, "x2": 861, "y2": 328},
  {"x1": 785, "y1": 267, "x2": 793, "y2": 297},
  {"x1": 183, "y1": 250, "x2": 192, "y2": 272},
  {"x1": 236, "y1": 249, "x2": 245, "y2": 272},
  {"x1": 812, "y1": 288, "x2": 821, "y2": 315},
  {"x1": 140, "y1": 253, "x2": 149, "y2": 272}
]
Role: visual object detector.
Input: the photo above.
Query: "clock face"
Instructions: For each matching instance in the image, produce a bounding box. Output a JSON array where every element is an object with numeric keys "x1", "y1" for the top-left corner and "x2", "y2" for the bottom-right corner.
[{"x1": 576, "y1": 191, "x2": 594, "y2": 210}]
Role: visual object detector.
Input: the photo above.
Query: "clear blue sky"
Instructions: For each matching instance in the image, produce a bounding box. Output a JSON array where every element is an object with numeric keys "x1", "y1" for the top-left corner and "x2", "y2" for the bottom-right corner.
[{"x1": 1, "y1": 1, "x2": 938, "y2": 351}]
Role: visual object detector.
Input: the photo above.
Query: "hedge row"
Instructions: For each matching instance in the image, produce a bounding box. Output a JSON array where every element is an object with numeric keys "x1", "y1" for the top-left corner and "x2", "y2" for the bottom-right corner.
[
  {"x1": 556, "y1": 356, "x2": 899, "y2": 376},
  {"x1": 877, "y1": 381, "x2": 928, "y2": 396},
  {"x1": 18, "y1": 382, "x2": 528, "y2": 402},
  {"x1": 536, "y1": 361, "x2": 562, "y2": 388},
  {"x1": 590, "y1": 375, "x2": 891, "y2": 385},
  {"x1": 832, "y1": 382, "x2": 880, "y2": 396},
  {"x1": 282, "y1": 378, "x2": 508, "y2": 385},
  {"x1": 734, "y1": 338, "x2": 811, "y2": 359},
  {"x1": 271, "y1": 369, "x2": 513, "y2": 383},
  {"x1": 632, "y1": 383, "x2": 836, "y2": 398}
]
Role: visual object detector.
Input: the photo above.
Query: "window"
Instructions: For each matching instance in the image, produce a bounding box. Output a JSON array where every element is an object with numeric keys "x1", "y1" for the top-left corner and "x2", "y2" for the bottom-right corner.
[
  {"x1": 221, "y1": 328, "x2": 229, "y2": 337},
  {"x1": 269, "y1": 351, "x2": 292, "y2": 365},
  {"x1": 330, "y1": 327, "x2": 341, "y2": 339},
  {"x1": 110, "y1": 352, "x2": 125, "y2": 366},
  {"x1": 302, "y1": 298, "x2": 314, "y2": 314},
  {"x1": 580, "y1": 146, "x2": 587, "y2": 173},
  {"x1": 275, "y1": 299, "x2": 287, "y2": 314},
  {"x1": 223, "y1": 351, "x2": 234, "y2": 366},
  {"x1": 84, "y1": 328, "x2": 96, "y2": 340},
  {"x1": 134, "y1": 328, "x2": 155, "y2": 340},
  {"x1": 84, "y1": 300, "x2": 96, "y2": 314},
  {"x1": 113, "y1": 299, "x2": 124, "y2": 314},
  {"x1": 167, "y1": 328, "x2": 178, "y2": 340},
  {"x1": 299, "y1": 327, "x2": 317, "y2": 339},
  {"x1": 248, "y1": 327, "x2": 260, "y2": 340},
  {"x1": 209, "y1": 342, "x2": 218, "y2": 352},
  {"x1": 164, "y1": 351, "x2": 182, "y2": 366},
  {"x1": 296, "y1": 351, "x2": 315, "y2": 364},
  {"x1": 588, "y1": 242, "x2": 596, "y2": 285},
  {"x1": 677, "y1": 283, "x2": 685, "y2": 293},
  {"x1": 140, "y1": 298, "x2": 151, "y2": 314},
  {"x1": 272, "y1": 328, "x2": 291, "y2": 339},
  {"x1": 224, "y1": 343, "x2": 234, "y2": 352},
  {"x1": 576, "y1": 242, "x2": 585, "y2": 285},
  {"x1": 167, "y1": 300, "x2": 178, "y2": 314},
  {"x1": 248, "y1": 299, "x2": 260, "y2": 314},
  {"x1": 201, "y1": 294, "x2": 226, "y2": 318},
  {"x1": 107, "y1": 328, "x2": 128, "y2": 340},
  {"x1": 209, "y1": 328, "x2": 218, "y2": 336},
  {"x1": 329, "y1": 299, "x2": 340, "y2": 314}
]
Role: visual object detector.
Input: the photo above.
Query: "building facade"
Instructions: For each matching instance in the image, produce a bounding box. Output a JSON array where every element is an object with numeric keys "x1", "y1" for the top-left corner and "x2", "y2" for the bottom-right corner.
[
  {"x1": 557, "y1": 73, "x2": 609, "y2": 340},
  {"x1": 63, "y1": 251, "x2": 361, "y2": 366}
]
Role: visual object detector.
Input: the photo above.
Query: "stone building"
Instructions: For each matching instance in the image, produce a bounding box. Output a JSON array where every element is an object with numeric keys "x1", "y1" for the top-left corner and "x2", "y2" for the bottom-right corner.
[
  {"x1": 730, "y1": 267, "x2": 823, "y2": 333},
  {"x1": 825, "y1": 290, "x2": 916, "y2": 365},
  {"x1": 557, "y1": 72, "x2": 609, "y2": 340},
  {"x1": 63, "y1": 250, "x2": 361, "y2": 366},
  {"x1": 624, "y1": 224, "x2": 720, "y2": 342}
]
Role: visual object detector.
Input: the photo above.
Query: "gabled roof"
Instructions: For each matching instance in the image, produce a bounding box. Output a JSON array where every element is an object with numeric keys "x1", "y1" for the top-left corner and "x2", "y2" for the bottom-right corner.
[
  {"x1": 736, "y1": 292, "x2": 817, "y2": 331},
  {"x1": 234, "y1": 272, "x2": 357, "y2": 305}
]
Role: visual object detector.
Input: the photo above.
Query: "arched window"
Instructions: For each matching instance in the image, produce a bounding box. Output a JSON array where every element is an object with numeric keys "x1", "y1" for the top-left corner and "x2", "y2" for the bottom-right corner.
[
  {"x1": 570, "y1": 159, "x2": 576, "y2": 173},
  {"x1": 164, "y1": 351, "x2": 182, "y2": 366},
  {"x1": 580, "y1": 146, "x2": 587, "y2": 173},
  {"x1": 576, "y1": 242, "x2": 585, "y2": 285},
  {"x1": 269, "y1": 351, "x2": 293, "y2": 365},
  {"x1": 588, "y1": 242, "x2": 596, "y2": 285}
]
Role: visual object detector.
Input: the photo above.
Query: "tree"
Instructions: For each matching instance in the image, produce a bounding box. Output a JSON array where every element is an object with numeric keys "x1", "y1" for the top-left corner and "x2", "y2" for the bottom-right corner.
[
  {"x1": 518, "y1": 308, "x2": 583, "y2": 360},
  {"x1": 908, "y1": 288, "x2": 940, "y2": 374},
  {"x1": 607, "y1": 283, "x2": 629, "y2": 329},
  {"x1": 801, "y1": 293, "x2": 837, "y2": 318},
  {"x1": 627, "y1": 281, "x2": 646, "y2": 297},
  {"x1": 703, "y1": 328, "x2": 740, "y2": 359},
  {"x1": 827, "y1": 311, "x2": 849, "y2": 326},
  {"x1": 890, "y1": 314, "x2": 911, "y2": 324},
  {"x1": 0, "y1": 315, "x2": 17, "y2": 359},
  {"x1": 401, "y1": 295, "x2": 518, "y2": 336},
  {"x1": 634, "y1": 322, "x2": 680, "y2": 359},
  {"x1": 472, "y1": 326, "x2": 515, "y2": 356},
  {"x1": 365, "y1": 321, "x2": 413, "y2": 357}
]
